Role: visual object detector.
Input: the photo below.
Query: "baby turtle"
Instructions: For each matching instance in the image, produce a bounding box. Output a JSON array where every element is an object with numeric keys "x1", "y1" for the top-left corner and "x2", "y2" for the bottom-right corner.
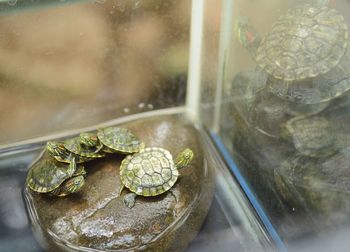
[
  {"x1": 275, "y1": 145, "x2": 350, "y2": 215},
  {"x1": 284, "y1": 116, "x2": 337, "y2": 157},
  {"x1": 119, "y1": 147, "x2": 194, "y2": 208},
  {"x1": 26, "y1": 152, "x2": 86, "y2": 197},
  {"x1": 97, "y1": 127, "x2": 144, "y2": 154},
  {"x1": 268, "y1": 55, "x2": 350, "y2": 104},
  {"x1": 235, "y1": 4, "x2": 350, "y2": 104},
  {"x1": 46, "y1": 141, "x2": 92, "y2": 169},
  {"x1": 256, "y1": 4, "x2": 348, "y2": 81},
  {"x1": 231, "y1": 69, "x2": 330, "y2": 138},
  {"x1": 63, "y1": 132, "x2": 105, "y2": 158}
]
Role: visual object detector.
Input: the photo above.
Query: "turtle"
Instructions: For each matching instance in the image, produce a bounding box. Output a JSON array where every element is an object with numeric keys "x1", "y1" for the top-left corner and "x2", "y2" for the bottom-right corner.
[
  {"x1": 283, "y1": 115, "x2": 338, "y2": 157},
  {"x1": 119, "y1": 147, "x2": 194, "y2": 208},
  {"x1": 231, "y1": 69, "x2": 330, "y2": 138},
  {"x1": 63, "y1": 132, "x2": 105, "y2": 159},
  {"x1": 79, "y1": 132, "x2": 102, "y2": 148},
  {"x1": 235, "y1": 4, "x2": 350, "y2": 104},
  {"x1": 26, "y1": 152, "x2": 86, "y2": 196},
  {"x1": 97, "y1": 127, "x2": 144, "y2": 154},
  {"x1": 275, "y1": 146, "x2": 350, "y2": 216},
  {"x1": 268, "y1": 55, "x2": 350, "y2": 104},
  {"x1": 46, "y1": 140, "x2": 92, "y2": 170}
]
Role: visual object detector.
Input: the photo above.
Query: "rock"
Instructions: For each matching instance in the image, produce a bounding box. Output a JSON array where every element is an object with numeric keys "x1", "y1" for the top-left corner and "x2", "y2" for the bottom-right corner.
[
  {"x1": 275, "y1": 147, "x2": 350, "y2": 221},
  {"x1": 24, "y1": 114, "x2": 214, "y2": 252}
]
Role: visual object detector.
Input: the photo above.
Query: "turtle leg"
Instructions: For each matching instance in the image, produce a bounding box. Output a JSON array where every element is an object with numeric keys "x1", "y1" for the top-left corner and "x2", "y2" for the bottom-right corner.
[
  {"x1": 118, "y1": 184, "x2": 125, "y2": 196},
  {"x1": 169, "y1": 189, "x2": 178, "y2": 205},
  {"x1": 123, "y1": 193, "x2": 137, "y2": 208},
  {"x1": 67, "y1": 156, "x2": 77, "y2": 177},
  {"x1": 52, "y1": 175, "x2": 85, "y2": 197},
  {"x1": 95, "y1": 143, "x2": 104, "y2": 153}
]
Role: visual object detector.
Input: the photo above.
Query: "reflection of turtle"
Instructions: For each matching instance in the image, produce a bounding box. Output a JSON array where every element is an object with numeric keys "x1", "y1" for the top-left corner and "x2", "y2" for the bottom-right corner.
[
  {"x1": 97, "y1": 127, "x2": 144, "y2": 154},
  {"x1": 275, "y1": 146, "x2": 350, "y2": 216},
  {"x1": 231, "y1": 69, "x2": 329, "y2": 137},
  {"x1": 268, "y1": 55, "x2": 350, "y2": 104},
  {"x1": 284, "y1": 116, "x2": 337, "y2": 157},
  {"x1": 46, "y1": 141, "x2": 92, "y2": 170},
  {"x1": 26, "y1": 152, "x2": 86, "y2": 196},
  {"x1": 119, "y1": 147, "x2": 194, "y2": 208},
  {"x1": 63, "y1": 133, "x2": 105, "y2": 158},
  {"x1": 235, "y1": 4, "x2": 350, "y2": 104}
]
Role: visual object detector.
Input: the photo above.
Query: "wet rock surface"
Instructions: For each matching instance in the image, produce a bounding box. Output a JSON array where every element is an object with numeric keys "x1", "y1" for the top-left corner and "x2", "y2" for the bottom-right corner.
[{"x1": 24, "y1": 114, "x2": 214, "y2": 252}]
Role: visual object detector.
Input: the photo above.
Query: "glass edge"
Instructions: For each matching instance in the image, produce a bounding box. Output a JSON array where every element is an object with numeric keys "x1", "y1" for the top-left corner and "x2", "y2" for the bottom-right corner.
[
  {"x1": 197, "y1": 125, "x2": 277, "y2": 251},
  {"x1": 0, "y1": 106, "x2": 187, "y2": 155}
]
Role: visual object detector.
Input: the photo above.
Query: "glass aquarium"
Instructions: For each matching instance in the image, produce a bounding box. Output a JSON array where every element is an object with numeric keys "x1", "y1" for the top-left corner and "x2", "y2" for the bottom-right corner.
[
  {"x1": 2, "y1": 0, "x2": 350, "y2": 251},
  {"x1": 200, "y1": 0, "x2": 350, "y2": 251},
  {"x1": 0, "y1": 0, "x2": 270, "y2": 252}
]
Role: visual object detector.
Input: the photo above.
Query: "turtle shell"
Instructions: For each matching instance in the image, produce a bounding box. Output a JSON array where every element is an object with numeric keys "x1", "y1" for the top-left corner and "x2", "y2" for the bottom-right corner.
[
  {"x1": 268, "y1": 54, "x2": 350, "y2": 104},
  {"x1": 120, "y1": 147, "x2": 179, "y2": 196},
  {"x1": 97, "y1": 127, "x2": 143, "y2": 154},
  {"x1": 63, "y1": 137, "x2": 105, "y2": 158},
  {"x1": 285, "y1": 116, "x2": 337, "y2": 157},
  {"x1": 26, "y1": 152, "x2": 76, "y2": 193},
  {"x1": 275, "y1": 147, "x2": 350, "y2": 214},
  {"x1": 47, "y1": 141, "x2": 91, "y2": 164},
  {"x1": 231, "y1": 69, "x2": 330, "y2": 138},
  {"x1": 256, "y1": 4, "x2": 348, "y2": 81}
]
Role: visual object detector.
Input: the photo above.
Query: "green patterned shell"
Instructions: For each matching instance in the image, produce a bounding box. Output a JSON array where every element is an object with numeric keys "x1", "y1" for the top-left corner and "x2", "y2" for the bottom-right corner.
[
  {"x1": 256, "y1": 5, "x2": 348, "y2": 81},
  {"x1": 120, "y1": 147, "x2": 179, "y2": 196},
  {"x1": 268, "y1": 54, "x2": 350, "y2": 104},
  {"x1": 63, "y1": 137, "x2": 105, "y2": 158},
  {"x1": 47, "y1": 141, "x2": 91, "y2": 164},
  {"x1": 97, "y1": 127, "x2": 143, "y2": 154},
  {"x1": 285, "y1": 116, "x2": 337, "y2": 157},
  {"x1": 26, "y1": 152, "x2": 76, "y2": 193}
]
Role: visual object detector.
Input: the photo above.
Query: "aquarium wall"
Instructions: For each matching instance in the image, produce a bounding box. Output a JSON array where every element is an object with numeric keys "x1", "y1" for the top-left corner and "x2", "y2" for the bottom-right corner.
[
  {"x1": 200, "y1": 0, "x2": 350, "y2": 251},
  {"x1": 0, "y1": 1, "x2": 275, "y2": 252},
  {"x1": 5, "y1": 0, "x2": 350, "y2": 251},
  {"x1": 0, "y1": 0, "x2": 190, "y2": 146}
]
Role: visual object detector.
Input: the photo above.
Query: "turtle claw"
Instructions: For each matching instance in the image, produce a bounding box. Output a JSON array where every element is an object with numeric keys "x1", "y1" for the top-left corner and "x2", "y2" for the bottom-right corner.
[{"x1": 124, "y1": 193, "x2": 136, "y2": 208}]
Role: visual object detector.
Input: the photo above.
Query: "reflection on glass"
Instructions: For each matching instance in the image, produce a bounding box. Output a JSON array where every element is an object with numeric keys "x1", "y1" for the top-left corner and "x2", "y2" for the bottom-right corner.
[
  {"x1": 0, "y1": 1, "x2": 261, "y2": 250},
  {"x1": 206, "y1": 0, "x2": 350, "y2": 250}
]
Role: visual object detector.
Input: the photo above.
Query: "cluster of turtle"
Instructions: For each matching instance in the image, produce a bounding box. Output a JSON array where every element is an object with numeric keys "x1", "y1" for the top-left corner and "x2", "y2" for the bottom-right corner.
[
  {"x1": 228, "y1": 1, "x2": 350, "y2": 224},
  {"x1": 26, "y1": 126, "x2": 194, "y2": 208},
  {"x1": 233, "y1": 2, "x2": 350, "y2": 158}
]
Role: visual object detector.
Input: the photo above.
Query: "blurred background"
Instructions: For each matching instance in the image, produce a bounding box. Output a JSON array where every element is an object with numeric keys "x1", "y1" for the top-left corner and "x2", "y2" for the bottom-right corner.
[
  {"x1": 0, "y1": 0, "x2": 192, "y2": 145},
  {"x1": 4, "y1": 1, "x2": 350, "y2": 251}
]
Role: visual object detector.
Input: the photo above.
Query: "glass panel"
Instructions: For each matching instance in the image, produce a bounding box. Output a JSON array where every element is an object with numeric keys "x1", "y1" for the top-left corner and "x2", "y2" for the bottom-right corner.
[
  {"x1": 0, "y1": 0, "x2": 190, "y2": 146},
  {"x1": 0, "y1": 1, "x2": 269, "y2": 252},
  {"x1": 202, "y1": 0, "x2": 350, "y2": 250}
]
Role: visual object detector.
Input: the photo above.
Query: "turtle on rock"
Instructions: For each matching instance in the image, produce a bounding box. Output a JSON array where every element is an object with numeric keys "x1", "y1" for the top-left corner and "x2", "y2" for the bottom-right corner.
[
  {"x1": 26, "y1": 152, "x2": 86, "y2": 197},
  {"x1": 230, "y1": 67, "x2": 331, "y2": 138},
  {"x1": 119, "y1": 147, "x2": 194, "y2": 208},
  {"x1": 46, "y1": 141, "x2": 92, "y2": 170},
  {"x1": 235, "y1": 3, "x2": 350, "y2": 105},
  {"x1": 63, "y1": 132, "x2": 105, "y2": 159},
  {"x1": 283, "y1": 115, "x2": 338, "y2": 157},
  {"x1": 97, "y1": 127, "x2": 144, "y2": 154}
]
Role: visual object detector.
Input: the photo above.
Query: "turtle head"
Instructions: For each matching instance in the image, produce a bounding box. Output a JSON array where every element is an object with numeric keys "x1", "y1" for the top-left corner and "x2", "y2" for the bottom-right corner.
[
  {"x1": 175, "y1": 148, "x2": 194, "y2": 170},
  {"x1": 46, "y1": 141, "x2": 68, "y2": 157},
  {"x1": 79, "y1": 132, "x2": 99, "y2": 148},
  {"x1": 234, "y1": 16, "x2": 261, "y2": 58},
  {"x1": 54, "y1": 175, "x2": 85, "y2": 197}
]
